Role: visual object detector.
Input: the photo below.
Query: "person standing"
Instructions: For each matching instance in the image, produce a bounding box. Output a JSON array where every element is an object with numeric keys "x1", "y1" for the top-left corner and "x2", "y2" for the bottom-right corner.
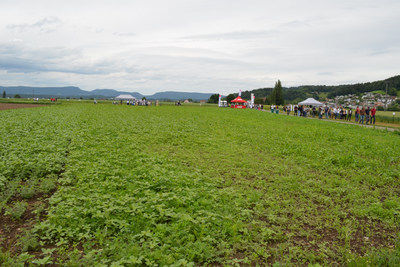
[
  {"x1": 318, "y1": 106, "x2": 323, "y2": 119},
  {"x1": 294, "y1": 105, "x2": 298, "y2": 116},
  {"x1": 355, "y1": 106, "x2": 360, "y2": 122},
  {"x1": 359, "y1": 107, "x2": 366, "y2": 124},
  {"x1": 325, "y1": 106, "x2": 329, "y2": 119},
  {"x1": 347, "y1": 108, "x2": 352, "y2": 121},
  {"x1": 371, "y1": 106, "x2": 376, "y2": 124},
  {"x1": 365, "y1": 107, "x2": 371, "y2": 125}
]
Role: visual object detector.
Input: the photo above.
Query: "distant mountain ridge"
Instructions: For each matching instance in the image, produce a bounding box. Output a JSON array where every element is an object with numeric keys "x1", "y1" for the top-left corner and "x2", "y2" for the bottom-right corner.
[{"x1": 0, "y1": 86, "x2": 216, "y2": 100}]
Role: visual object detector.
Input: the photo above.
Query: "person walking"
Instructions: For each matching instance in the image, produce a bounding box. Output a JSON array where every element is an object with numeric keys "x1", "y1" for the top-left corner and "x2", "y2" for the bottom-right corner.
[
  {"x1": 371, "y1": 106, "x2": 376, "y2": 124},
  {"x1": 365, "y1": 107, "x2": 371, "y2": 125},
  {"x1": 355, "y1": 106, "x2": 360, "y2": 122},
  {"x1": 359, "y1": 107, "x2": 366, "y2": 124}
]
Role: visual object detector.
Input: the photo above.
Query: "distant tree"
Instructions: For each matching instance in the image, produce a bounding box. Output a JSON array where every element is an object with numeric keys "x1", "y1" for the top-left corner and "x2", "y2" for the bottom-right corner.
[
  {"x1": 262, "y1": 96, "x2": 269, "y2": 105},
  {"x1": 2, "y1": 91, "x2": 5, "y2": 98},
  {"x1": 312, "y1": 93, "x2": 320, "y2": 100},
  {"x1": 396, "y1": 99, "x2": 400, "y2": 105},
  {"x1": 254, "y1": 98, "x2": 264, "y2": 104},
  {"x1": 14, "y1": 94, "x2": 21, "y2": 98},
  {"x1": 292, "y1": 97, "x2": 305, "y2": 104},
  {"x1": 388, "y1": 88, "x2": 398, "y2": 96},
  {"x1": 226, "y1": 94, "x2": 236, "y2": 103},
  {"x1": 188, "y1": 98, "x2": 193, "y2": 102},
  {"x1": 270, "y1": 80, "x2": 284, "y2": 105},
  {"x1": 79, "y1": 97, "x2": 83, "y2": 99},
  {"x1": 207, "y1": 94, "x2": 219, "y2": 104},
  {"x1": 66, "y1": 96, "x2": 70, "y2": 99},
  {"x1": 142, "y1": 97, "x2": 147, "y2": 100}
]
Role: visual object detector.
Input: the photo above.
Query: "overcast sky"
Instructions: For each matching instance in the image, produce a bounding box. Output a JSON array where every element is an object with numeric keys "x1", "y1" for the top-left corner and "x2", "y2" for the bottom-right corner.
[{"x1": 1, "y1": 0, "x2": 399, "y2": 95}]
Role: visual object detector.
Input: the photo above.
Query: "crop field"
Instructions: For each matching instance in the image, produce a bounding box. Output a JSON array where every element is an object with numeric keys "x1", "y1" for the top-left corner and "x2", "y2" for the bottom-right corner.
[{"x1": 1, "y1": 104, "x2": 400, "y2": 266}]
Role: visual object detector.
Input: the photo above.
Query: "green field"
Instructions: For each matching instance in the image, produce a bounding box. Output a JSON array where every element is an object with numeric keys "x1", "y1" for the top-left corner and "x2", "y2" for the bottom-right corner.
[{"x1": 1, "y1": 105, "x2": 400, "y2": 266}]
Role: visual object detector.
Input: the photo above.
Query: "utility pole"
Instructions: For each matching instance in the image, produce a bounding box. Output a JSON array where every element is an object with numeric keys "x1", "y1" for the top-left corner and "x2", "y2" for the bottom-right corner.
[{"x1": 33, "y1": 90, "x2": 34, "y2": 99}]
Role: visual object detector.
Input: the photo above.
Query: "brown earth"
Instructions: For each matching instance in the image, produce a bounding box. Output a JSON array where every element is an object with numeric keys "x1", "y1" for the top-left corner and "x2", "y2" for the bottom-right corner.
[{"x1": 0, "y1": 103, "x2": 47, "y2": 110}]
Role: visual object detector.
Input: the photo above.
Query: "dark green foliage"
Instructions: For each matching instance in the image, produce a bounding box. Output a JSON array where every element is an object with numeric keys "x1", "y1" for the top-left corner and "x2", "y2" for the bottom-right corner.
[
  {"x1": 378, "y1": 106, "x2": 384, "y2": 111},
  {"x1": 271, "y1": 80, "x2": 284, "y2": 105},
  {"x1": 142, "y1": 96, "x2": 147, "y2": 100},
  {"x1": 388, "y1": 88, "x2": 398, "y2": 96},
  {"x1": 254, "y1": 98, "x2": 264, "y2": 104},
  {"x1": 226, "y1": 94, "x2": 237, "y2": 103},
  {"x1": 2, "y1": 91, "x2": 5, "y2": 98},
  {"x1": 207, "y1": 93, "x2": 219, "y2": 104},
  {"x1": 14, "y1": 94, "x2": 21, "y2": 98}
]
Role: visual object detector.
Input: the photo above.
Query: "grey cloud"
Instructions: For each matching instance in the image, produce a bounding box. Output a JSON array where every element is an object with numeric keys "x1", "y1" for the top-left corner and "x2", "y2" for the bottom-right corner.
[
  {"x1": 180, "y1": 30, "x2": 280, "y2": 40},
  {"x1": 6, "y1": 17, "x2": 62, "y2": 33}
]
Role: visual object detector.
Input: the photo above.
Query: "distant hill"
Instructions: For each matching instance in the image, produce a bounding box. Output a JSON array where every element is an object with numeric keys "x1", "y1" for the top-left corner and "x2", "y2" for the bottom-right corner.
[{"x1": 0, "y1": 86, "x2": 215, "y2": 100}]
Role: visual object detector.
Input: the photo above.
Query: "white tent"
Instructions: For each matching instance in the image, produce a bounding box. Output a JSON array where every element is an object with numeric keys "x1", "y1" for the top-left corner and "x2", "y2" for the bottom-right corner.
[
  {"x1": 115, "y1": 94, "x2": 136, "y2": 100},
  {"x1": 298, "y1": 98, "x2": 324, "y2": 106}
]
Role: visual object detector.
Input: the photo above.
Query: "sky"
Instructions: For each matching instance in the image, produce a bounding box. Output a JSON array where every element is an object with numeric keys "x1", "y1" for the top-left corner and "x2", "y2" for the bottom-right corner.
[{"x1": 1, "y1": 0, "x2": 399, "y2": 95}]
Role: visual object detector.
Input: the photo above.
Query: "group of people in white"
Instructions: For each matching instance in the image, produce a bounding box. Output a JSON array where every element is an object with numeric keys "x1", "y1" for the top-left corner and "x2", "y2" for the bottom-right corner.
[{"x1": 111, "y1": 100, "x2": 154, "y2": 106}]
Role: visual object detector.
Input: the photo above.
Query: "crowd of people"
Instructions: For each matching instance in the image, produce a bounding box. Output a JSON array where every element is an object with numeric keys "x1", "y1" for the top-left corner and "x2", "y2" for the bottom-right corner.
[
  {"x1": 264, "y1": 104, "x2": 377, "y2": 125},
  {"x1": 112, "y1": 99, "x2": 154, "y2": 106}
]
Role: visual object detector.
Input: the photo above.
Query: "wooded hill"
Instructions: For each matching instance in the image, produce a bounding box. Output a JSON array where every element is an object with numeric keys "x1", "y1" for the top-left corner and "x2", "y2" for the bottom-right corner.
[{"x1": 241, "y1": 75, "x2": 400, "y2": 103}]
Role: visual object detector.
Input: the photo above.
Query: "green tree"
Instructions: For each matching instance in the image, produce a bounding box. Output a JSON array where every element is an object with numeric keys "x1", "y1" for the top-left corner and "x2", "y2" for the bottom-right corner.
[
  {"x1": 14, "y1": 94, "x2": 21, "y2": 98},
  {"x1": 270, "y1": 80, "x2": 284, "y2": 105},
  {"x1": 207, "y1": 94, "x2": 219, "y2": 104},
  {"x1": 254, "y1": 98, "x2": 264, "y2": 104},
  {"x1": 79, "y1": 97, "x2": 83, "y2": 99},
  {"x1": 142, "y1": 97, "x2": 147, "y2": 100},
  {"x1": 226, "y1": 94, "x2": 236, "y2": 103},
  {"x1": 2, "y1": 91, "x2": 5, "y2": 98},
  {"x1": 388, "y1": 88, "x2": 398, "y2": 96},
  {"x1": 292, "y1": 97, "x2": 305, "y2": 104},
  {"x1": 188, "y1": 98, "x2": 193, "y2": 102}
]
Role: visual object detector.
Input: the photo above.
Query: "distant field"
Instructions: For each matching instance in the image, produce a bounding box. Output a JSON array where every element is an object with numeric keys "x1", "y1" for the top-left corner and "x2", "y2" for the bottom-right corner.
[
  {"x1": 371, "y1": 90, "x2": 386, "y2": 94},
  {"x1": 376, "y1": 110, "x2": 400, "y2": 117}
]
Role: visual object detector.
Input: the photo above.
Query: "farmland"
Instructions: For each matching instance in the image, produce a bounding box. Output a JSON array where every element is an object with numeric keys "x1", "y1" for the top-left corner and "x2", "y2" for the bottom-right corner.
[{"x1": 1, "y1": 104, "x2": 400, "y2": 266}]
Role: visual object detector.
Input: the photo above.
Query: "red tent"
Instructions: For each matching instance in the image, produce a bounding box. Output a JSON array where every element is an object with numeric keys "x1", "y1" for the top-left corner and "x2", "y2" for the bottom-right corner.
[{"x1": 231, "y1": 96, "x2": 247, "y2": 103}]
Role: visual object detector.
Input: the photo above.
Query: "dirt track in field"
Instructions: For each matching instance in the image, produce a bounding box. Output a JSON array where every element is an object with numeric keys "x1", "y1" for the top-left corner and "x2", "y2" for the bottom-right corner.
[{"x1": 0, "y1": 103, "x2": 47, "y2": 110}]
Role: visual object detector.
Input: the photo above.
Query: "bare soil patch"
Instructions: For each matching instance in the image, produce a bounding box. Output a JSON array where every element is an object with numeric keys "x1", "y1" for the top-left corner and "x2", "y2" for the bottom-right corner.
[{"x1": 0, "y1": 103, "x2": 47, "y2": 110}]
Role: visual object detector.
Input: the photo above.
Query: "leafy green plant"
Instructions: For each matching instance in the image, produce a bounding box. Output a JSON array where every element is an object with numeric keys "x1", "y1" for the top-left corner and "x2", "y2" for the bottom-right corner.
[
  {"x1": 19, "y1": 185, "x2": 36, "y2": 199},
  {"x1": 16, "y1": 229, "x2": 39, "y2": 252},
  {"x1": 39, "y1": 176, "x2": 56, "y2": 194},
  {"x1": 4, "y1": 201, "x2": 27, "y2": 220}
]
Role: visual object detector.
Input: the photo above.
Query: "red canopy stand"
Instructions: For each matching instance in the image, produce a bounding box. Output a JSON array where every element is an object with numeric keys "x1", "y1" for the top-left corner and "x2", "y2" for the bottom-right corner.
[{"x1": 230, "y1": 96, "x2": 247, "y2": 109}]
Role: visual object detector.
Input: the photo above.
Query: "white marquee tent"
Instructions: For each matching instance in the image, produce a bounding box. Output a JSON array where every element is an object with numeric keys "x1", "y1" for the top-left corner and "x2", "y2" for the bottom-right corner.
[
  {"x1": 115, "y1": 94, "x2": 136, "y2": 100},
  {"x1": 298, "y1": 98, "x2": 324, "y2": 106}
]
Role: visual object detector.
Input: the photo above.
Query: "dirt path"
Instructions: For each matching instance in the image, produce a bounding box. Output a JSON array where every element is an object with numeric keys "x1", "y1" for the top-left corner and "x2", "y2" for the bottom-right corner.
[
  {"x1": 262, "y1": 110, "x2": 399, "y2": 132},
  {"x1": 0, "y1": 103, "x2": 47, "y2": 110}
]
